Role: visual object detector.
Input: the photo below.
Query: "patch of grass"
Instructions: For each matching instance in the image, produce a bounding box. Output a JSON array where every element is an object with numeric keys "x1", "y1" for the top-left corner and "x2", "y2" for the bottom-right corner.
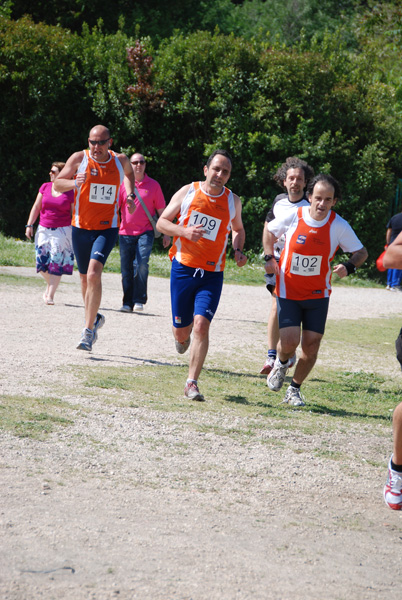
[
  {"x1": 313, "y1": 449, "x2": 346, "y2": 461},
  {"x1": 299, "y1": 370, "x2": 400, "y2": 423},
  {"x1": 0, "y1": 273, "x2": 44, "y2": 288},
  {"x1": 325, "y1": 317, "x2": 399, "y2": 348},
  {"x1": 0, "y1": 395, "x2": 77, "y2": 440},
  {"x1": 1, "y1": 232, "x2": 380, "y2": 288},
  {"x1": 84, "y1": 371, "x2": 133, "y2": 390},
  {"x1": 332, "y1": 272, "x2": 384, "y2": 288},
  {"x1": 71, "y1": 356, "x2": 398, "y2": 435},
  {"x1": 0, "y1": 234, "x2": 35, "y2": 267}
]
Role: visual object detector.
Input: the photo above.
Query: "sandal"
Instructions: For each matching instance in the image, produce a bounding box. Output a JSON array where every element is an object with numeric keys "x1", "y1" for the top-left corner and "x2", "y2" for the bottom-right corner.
[{"x1": 43, "y1": 292, "x2": 54, "y2": 305}]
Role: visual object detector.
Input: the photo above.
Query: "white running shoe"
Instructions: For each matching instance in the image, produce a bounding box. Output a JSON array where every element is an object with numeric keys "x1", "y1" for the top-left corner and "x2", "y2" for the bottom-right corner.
[
  {"x1": 288, "y1": 353, "x2": 297, "y2": 369},
  {"x1": 184, "y1": 381, "x2": 205, "y2": 402},
  {"x1": 175, "y1": 337, "x2": 191, "y2": 354},
  {"x1": 76, "y1": 328, "x2": 93, "y2": 351},
  {"x1": 267, "y1": 358, "x2": 289, "y2": 391},
  {"x1": 134, "y1": 303, "x2": 144, "y2": 312},
  {"x1": 282, "y1": 385, "x2": 306, "y2": 407},
  {"x1": 119, "y1": 305, "x2": 133, "y2": 313},
  {"x1": 384, "y1": 457, "x2": 402, "y2": 510},
  {"x1": 260, "y1": 356, "x2": 275, "y2": 375}
]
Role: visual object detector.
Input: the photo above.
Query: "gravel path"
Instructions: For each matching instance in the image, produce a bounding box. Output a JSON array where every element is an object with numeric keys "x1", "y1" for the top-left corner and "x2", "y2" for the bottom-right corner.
[{"x1": 1, "y1": 266, "x2": 402, "y2": 599}]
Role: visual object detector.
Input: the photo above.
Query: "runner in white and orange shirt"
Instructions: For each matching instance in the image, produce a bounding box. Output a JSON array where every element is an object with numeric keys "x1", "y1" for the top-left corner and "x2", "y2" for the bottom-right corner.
[
  {"x1": 264, "y1": 173, "x2": 368, "y2": 407},
  {"x1": 260, "y1": 157, "x2": 315, "y2": 375},
  {"x1": 156, "y1": 150, "x2": 247, "y2": 402}
]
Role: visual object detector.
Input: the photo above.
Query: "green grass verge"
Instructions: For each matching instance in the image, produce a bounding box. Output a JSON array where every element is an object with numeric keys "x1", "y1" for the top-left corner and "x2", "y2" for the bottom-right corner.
[{"x1": 0, "y1": 232, "x2": 385, "y2": 287}]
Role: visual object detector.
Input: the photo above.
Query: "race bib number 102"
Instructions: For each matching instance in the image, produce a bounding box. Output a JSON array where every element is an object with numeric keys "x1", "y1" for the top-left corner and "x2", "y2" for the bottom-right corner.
[
  {"x1": 290, "y1": 253, "x2": 322, "y2": 276},
  {"x1": 89, "y1": 183, "x2": 117, "y2": 204},
  {"x1": 188, "y1": 211, "x2": 221, "y2": 242}
]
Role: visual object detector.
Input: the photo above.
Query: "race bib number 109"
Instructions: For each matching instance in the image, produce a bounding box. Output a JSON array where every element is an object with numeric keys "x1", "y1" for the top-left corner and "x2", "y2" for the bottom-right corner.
[
  {"x1": 188, "y1": 211, "x2": 221, "y2": 242},
  {"x1": 89, "y1": 183, "x2": 117, "y2": 204},
  {"x1": 290, "y1": 253, "x2": 322, "y2": 276}
]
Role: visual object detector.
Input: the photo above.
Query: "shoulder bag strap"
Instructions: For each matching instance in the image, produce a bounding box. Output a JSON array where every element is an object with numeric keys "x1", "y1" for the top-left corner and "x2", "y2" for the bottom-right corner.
[{"x1": 132, "y1": 186, "x2": 156, "y2": 226}]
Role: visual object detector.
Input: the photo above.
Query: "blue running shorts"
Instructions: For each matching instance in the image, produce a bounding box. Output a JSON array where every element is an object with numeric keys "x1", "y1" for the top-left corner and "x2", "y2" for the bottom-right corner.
[
  {"x1": 72, "y1": 226, "x2": 118, "y2": 274},
  {"x1": 170, "y1": 258, "x2": 224, "y2": 328},
  {"x1": 276, "y1": 297, "x2": 330, "y2": 334}
]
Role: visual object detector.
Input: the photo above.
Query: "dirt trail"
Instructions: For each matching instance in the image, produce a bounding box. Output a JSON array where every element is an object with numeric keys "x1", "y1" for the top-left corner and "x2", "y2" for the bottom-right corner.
[{"x1": 1, "y1": 266, "x2": 402, "y2": 599}]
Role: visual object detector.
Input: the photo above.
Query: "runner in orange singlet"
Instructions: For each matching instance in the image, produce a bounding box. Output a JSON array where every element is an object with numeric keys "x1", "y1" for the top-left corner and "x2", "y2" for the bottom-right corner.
[
  {"x1": 264, "y1": 173, "x2": 368, "y2": 407},
  {"x1": 157, "y1": 150, "x2": 247, "y2": 402},
  {"x1": 54, "y1": 125, "x2": 136, "y2": 351}
]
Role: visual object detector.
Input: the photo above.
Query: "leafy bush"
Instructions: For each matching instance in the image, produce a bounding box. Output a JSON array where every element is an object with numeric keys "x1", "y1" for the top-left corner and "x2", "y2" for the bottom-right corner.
[{"x1": 2, "y1": 16, "x2": 402, "y2": 278}]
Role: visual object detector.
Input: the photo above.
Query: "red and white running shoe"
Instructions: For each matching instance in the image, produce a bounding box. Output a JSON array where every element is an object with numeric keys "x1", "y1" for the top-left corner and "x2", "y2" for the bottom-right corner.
[
  {"x1": 184, "y1": 381, "x2": 205, "y2": 402},
  {"x1": 260, "y1": 356, "x2": 275, "y2": 375},
  {"x1": 384, "y1": 457, "x2": 402, "y2": 510}
]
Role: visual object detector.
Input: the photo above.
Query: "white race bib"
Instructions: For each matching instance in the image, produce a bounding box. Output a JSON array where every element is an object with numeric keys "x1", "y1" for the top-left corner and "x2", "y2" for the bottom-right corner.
[
  {"x1": 290, "y1": 253, "x2": 322, "y2": 276},
  {"x1": 89, "y1": 183, "x2": 117, "y2": 205},
  {"x1": 188, "y1": 210, "x2": 221, "y2": 242}
]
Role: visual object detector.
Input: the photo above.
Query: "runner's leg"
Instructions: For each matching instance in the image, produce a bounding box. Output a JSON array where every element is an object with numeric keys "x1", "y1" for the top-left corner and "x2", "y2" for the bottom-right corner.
[
  {"x1": 188, "y1": 315, "x2": 211, "y2": 382},
  {"x1": 291, "y1": 329, "x2": 323, "y2": 386}
]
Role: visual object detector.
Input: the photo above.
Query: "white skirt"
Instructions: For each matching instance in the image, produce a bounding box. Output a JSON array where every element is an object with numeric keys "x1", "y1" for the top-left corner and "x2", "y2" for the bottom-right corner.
[{"x1": 35, "y1": 225, "x2": 74, "y2": 275}]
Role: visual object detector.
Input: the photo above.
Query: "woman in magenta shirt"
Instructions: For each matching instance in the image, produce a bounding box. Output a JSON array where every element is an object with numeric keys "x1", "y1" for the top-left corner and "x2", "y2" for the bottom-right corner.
[{"x1": 25, "y1": 162, "x2": 74, "y2": 304}]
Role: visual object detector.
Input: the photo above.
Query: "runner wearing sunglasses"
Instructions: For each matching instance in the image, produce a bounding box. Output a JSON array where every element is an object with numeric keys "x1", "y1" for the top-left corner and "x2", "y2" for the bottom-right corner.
[{"x1": 54, "y1": 124, "x2": 136, "y2": 351}]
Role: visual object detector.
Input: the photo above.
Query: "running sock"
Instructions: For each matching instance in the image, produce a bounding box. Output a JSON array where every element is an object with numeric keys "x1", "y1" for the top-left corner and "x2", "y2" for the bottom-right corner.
[
  {"x1": 186, "y1": 378, "x2": 197, "y2": 385},
  {"x1": 267, "y1": 349, "x2": 277, "y2": 359},
  {"x1": 391, "y1": 458, "x2": 402, "y2": 472},
  {"x1": 290, "y1": 380, "x2": 301, "y2": 389}
]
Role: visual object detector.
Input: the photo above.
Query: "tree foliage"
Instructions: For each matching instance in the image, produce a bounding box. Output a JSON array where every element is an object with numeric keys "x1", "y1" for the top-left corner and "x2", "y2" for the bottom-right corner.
[
  {"x1": 2, "y1": 3, "x2": 402, "y2": 277},
  {"x1": 220, "y1": 0, "x2": 360, "y2": 46},
  {"x1": 0, "y1": 16, "x2": 135, "y2": 235},
  {"x1": 0, "y1": 16, "x2": 85, "y2": 232}
]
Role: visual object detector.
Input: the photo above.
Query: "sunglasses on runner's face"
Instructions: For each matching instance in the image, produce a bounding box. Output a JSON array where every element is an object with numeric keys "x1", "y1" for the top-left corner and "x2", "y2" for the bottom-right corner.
[
  {"x1": 49, "y1": 169, "x2": 58, "y2": 174},
  {"x1": 131, "y1": 160, "x2": 145, "y2": 165},
  {"x1": 89, "y1": 138, "x2": 110, "y2": 146}
]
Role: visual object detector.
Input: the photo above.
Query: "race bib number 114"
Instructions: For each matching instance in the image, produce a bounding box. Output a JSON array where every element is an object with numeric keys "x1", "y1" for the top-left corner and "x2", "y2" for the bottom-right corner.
[{"x1": 89, "y1": 183, "x2": 116, "y2": 204}]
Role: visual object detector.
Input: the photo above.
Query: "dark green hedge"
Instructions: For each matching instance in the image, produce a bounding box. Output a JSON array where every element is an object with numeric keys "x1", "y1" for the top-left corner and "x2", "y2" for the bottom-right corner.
[{"x1": 1, "y1": 18, "x2": 401, "y2": 277}]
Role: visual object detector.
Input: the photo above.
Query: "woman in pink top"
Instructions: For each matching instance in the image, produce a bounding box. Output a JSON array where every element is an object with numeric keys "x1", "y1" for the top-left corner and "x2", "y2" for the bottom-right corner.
[{"x1": 25, "y1": 162, "x2": 74, "y2": 304}]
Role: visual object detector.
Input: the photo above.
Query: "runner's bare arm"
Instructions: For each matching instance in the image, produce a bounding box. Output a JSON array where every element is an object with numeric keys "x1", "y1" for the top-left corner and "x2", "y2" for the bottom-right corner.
[
  {"x1": 333, "y1": 246, "x2": 368, "y2": 278},
  {"x1": 25, "y1": 192, "x2": 43, "y2": 239},
  {"x1": 117, "y1": 154, "x2": 136, "y2": 214},
  {"x1": 156, "y1": 185, "x2": 205, "y2": 241},
  {"x1": 230, "y1": 195, "x2": 247, "y2": 267},
  {"x1": 156, "y1": 207, "x2": 172, "y2": 248},
  {"x1": 384, "y1": 231, "x2": 402, "y2": 269},
  {"x1": 263, "y1": 227, "x2": 279, "y2": 275},
  {"x1": 53, "y1": 152, "x2": 84, "y2": 192},
  {"x1": 262, "y1": 221, "x2": 279, "y2": 256}
]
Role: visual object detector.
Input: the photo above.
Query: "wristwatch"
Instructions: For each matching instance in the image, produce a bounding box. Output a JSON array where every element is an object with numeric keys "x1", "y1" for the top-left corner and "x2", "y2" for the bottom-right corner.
[{"x1": 264, "y1": 254, "x2": 274, "y2": 262}]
